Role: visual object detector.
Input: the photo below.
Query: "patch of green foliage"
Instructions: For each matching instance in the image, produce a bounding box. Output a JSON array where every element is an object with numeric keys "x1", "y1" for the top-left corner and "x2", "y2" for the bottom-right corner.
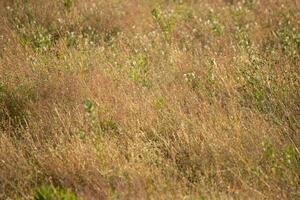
[
  {"x1": 151, "y1": 8, "x2": 176, "y2": 43},
  {"x1": 34, "y1": 185, "x2": 78, "y2": 200},
  {"x1": 130, "y1": 54, "x2": 152, "y2": 88},
  {"x1": 83, "y1": 100, "x2": 119, "y2": 135}
]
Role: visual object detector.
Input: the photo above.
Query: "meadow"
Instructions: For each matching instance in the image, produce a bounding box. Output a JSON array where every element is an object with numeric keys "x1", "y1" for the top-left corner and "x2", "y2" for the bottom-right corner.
[{"x1": 0, "y1": 0, "x2": 299, "y2": 199}]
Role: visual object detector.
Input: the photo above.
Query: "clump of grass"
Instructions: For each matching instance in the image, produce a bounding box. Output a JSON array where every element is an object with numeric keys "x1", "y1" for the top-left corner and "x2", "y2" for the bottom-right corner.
[
  {"x1": 151, "y1": 7, "x2": 176, "y2": 43},
  {"x1": 129, "y1": 54, "x2": 151, "y2": 87},
  {"x1": 0, "y1": 81, "x2": 37, "y2": 128},
  {"x1": 34, "y1": 185, "x2": 78, "y2": 200},
  {"x1": 207, "y1": 9, "x2": 224, "y2": 36},
  {"x1": 0, "y1": 0, "x2": 299, "y2": 199},
  {"x1": 63, "y1": 0, "x2": 72, "y2": 11}
]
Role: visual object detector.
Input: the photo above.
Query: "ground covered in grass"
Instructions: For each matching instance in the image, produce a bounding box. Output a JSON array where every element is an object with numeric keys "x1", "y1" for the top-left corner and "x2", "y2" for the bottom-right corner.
[{"x1": 0, "y1": 0, "x2": 299, "y2": 199}]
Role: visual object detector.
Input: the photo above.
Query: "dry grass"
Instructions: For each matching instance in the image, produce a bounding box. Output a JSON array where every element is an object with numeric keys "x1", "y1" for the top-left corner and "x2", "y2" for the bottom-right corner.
[{"x1": 0, "y1": 0, "x2": 299, "y2": 199}]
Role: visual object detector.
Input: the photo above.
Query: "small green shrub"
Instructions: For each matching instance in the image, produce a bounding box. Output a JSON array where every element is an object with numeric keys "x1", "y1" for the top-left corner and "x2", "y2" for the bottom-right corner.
[
  {"x1": 63, "y1": 0, "x2": 72, "y2": 10},
  {"x1": 236, "y1": 50, "x2": 274, "y2": 113},
  {"x1": 84, "y1": 99, "x2": 98, "y2": 133},
  {"x1": 34, "y1": 185, "x2": 78, "y2": 200},
  {"x1": 153, "y1": 96, "x2": 167, "y2": 111},
  {"x1": 151, "y1": 8, "x2": 176, "y2": 43},
  {"x1": 275, "y1": 19, "x2": 300, "y2": 61},
  {"x1": 243, "y1": 0, "x2": 255, "y2": 10},
  {"x1": 184, "y1": 59, "x2": 219, "y2": 102},
  {"x1": 207, "y1": 10, "x2": 224, "y2": 36},
  {"x1": 282, "y1": 145, "x2": 299, "y2": 170},
  {"x1": 83, "y1": 100, "x2": 119, "y2": 134},
  {"x1": 129, "y1": 54, "x2": 152, "y2": 88},
  {"x1": 16, "y1": 24, "x2": 55, "y2": 52},
  {"x1": 66, "y1": 31, "x2": 77, "y2": 48},
  {"x1": 262, "y1": 140, "x2": 275, "y2": 161},
  {"x1": 99, "y1": 119, "x2": 119, "y2": 133}
]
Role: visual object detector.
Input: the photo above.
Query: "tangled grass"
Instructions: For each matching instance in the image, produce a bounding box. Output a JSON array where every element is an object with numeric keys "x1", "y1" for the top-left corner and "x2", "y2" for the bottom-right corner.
[{"x1": 0, "y1": 0, "x2": 299, "y2": 199}]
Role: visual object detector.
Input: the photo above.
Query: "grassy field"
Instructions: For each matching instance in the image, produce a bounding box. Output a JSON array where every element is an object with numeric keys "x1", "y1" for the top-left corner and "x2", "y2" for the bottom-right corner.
[{"x1": 0, "y1": 0, "x2": 299, "y2": 199}]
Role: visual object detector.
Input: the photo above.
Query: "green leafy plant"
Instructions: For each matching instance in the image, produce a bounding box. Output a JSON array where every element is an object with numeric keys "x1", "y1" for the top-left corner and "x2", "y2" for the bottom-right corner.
[
  {"x1": 207, "y1": 10, "x2": 224, "y2": 36},
  {"x1": 63, "y1": 0, "x2": 72, "y2": 10},
  {"x1": 151, "y1": 8, "x2": 176, "y2": 43},
  {"x1": 236, "y1": 26, "x2": 251, "y2": 50},
  {"x1": 243, "y1": 0, "x2": 255, "y2": 10},
  {"x1": 66, "y1": 31, "x2": 77, "y2": 47},
  {"x1": 237, "y1": 50, "x2": 274, "y2": 112},
  {"x1": 99, "y1": 119, "x2": 119, "y2": 133},
  {"x1": 282, "y1": 145, "x2": 299, "y2": 170},
  {"x1": 84, "y1": 99, "x2": 98, "y2": 133},
  {"x1": 153, "y1": 96, "x2": 167, "y2": 111},
  {"x1": 275, "y1": 18, "x2": 300, "y2": 61},
  {"x1": 84, "y1": 100, "x2": 119, "y2": 134},
  {"x1": 17, "y1": 24, "x2": 55, "y2": 52},
  {"x1": 34, "y1": 185, "x2": 78, "y2": 200},
  {"x1": 262, "y1": 140, "x2": 275, "y2": 161},
  {"x1": 130, "y1": 54, "x2": 151, "y2": 87}
]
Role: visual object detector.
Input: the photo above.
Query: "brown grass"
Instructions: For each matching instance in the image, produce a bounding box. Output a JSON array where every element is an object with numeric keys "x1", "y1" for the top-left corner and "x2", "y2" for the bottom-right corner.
[{"x1": 0, "y1": 0, "x2": 299, "y2": 199}]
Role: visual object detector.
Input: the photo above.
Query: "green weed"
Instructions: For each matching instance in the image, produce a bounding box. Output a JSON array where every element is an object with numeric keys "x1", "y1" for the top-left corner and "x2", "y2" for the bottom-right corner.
[
  {"x1": 275, "y1": 18, "x2": 300, "y2": 61},
  {"x1": 83, "y1": 99, "x2": 97, "y2": 133},
  {"x1": 153, "y1": 96, "x2": 167, "y2": 111},
  {"x1": 83, "y1": 100, "x2": 119, "y2": 134},
  {"x1": 207, "y1": 10, "x2": 224, "y2": 36},
  {"x1": 130, "y1": 54, "x2": 152, "y2": 88},
  {"x1": 151, "y1": 8, "x2": 176, "y2": 43},
  {"x1": 34, "y1": 185, "x2": 78, "y2": 200},
  {"x1": 63, "y1": 0, "x2": 72, "y2": 11}
]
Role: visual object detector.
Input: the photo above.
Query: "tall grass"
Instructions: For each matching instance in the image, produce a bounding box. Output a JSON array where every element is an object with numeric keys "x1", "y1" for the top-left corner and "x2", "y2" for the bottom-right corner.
[{"x1": 0, "y1": 0, "x2": 299, "y2": 199}]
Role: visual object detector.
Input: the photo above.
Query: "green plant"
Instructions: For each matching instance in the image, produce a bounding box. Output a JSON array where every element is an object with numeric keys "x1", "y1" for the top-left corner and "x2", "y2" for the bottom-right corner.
[
  {"x1": 151, "y1": 8, "x2": 176, "y2": 43},
  {"x1": 63, "y1": 0, "x2": 72, "y2": 10},
  {"x1": 184, "y1": 59, "x2": 219, "y2": 102},
  {"x1": 99, "y1": 119, "x2": 119, "y2": 133},
  {"x1": 275, "y1": 18, "x2": 300, "y2": 61},
  {"x1": 84, "y1": 100, "x2": 119, "y2": 134},
  {"x1": 262, "y1": 140, "x2": 275, "y2": 161},
  {"x1": 243, "y1": 0, "x2": 255, "y2": 10},
  {"x1": 34, "y1": 185, "x2": 78, "y2": 200},
  {"x1": 66, "y1": 31, "x2": 77, "y2": 47},
  {"x1": 207, "y1": 10, "x2": 224, "y2": 36},
  {"x1": 130, "y1": 54, "x2": 151, "y2": 87},
  {"x1": 153, "y1": 96, "x2": 167, "y2": 111},
  {"x1": 237, "y1": 50, "x2": 273, "y2": 112},
  {"x1": 84, "y1": 99, "x2": 98, "y2": 133},
  {"x1": 17, "y1": 24, "x2": 55, "y2": 52},
  {"x1": 282, "y1": 145, "x2": 299, "y2": 170}
]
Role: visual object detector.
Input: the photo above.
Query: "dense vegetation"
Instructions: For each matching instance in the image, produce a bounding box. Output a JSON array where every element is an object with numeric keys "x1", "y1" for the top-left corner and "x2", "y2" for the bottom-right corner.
[{"x1": 0, "y1": 0, "x2": 299, "y2": 199}]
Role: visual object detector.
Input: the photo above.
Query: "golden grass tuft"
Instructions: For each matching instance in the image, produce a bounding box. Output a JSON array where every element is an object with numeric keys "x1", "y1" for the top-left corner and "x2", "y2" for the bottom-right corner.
[{"x1": 0, "y1": 0, "x2": 299, "y2": 199}]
